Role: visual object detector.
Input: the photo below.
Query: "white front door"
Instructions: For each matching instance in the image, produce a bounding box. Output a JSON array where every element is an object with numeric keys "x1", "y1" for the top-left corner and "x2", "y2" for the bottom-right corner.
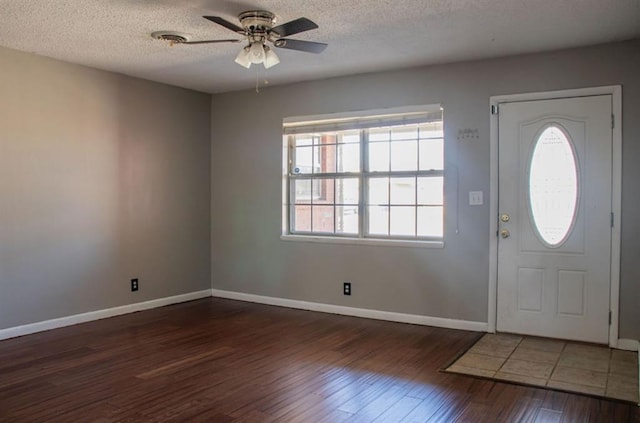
[{"x1": 496, "y1": 95, "x2": 613, "y2": 344}]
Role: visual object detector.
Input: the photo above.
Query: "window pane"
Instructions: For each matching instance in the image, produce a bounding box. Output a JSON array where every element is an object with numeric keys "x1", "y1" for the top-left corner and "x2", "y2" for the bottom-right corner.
[
  {"x1": 391, "y1": 126, "x2": 418, "y2": 141},
  {"x1": 417, "y1": 206, "x2": 443, "y2": 237},
  {"x1": 315, "y1": 178, "x2": 334, "y2": 203},
  {"x1": 390, "y1": 140, "x2": 418, "y2": 171},
  {"x1": 336, "y1": 206, "x2": 359, "y2": 234},
  {"x1": 293, "y1": 179, "x2": 315, "y2": 203},
  {"x1": 390, "y1": 177, "x2": 415, "y2": 205},
  {"x1": 293, "y1": 205, "x2": 311, "y2": 232},
  {"x1": 417, "y1": 177, "x2": 443, "y2": 205},
  {"x1": 312, "y1": 205, "x2": 334, "y2": 233},
  {"x1": 295, "y1": 135, "x2": 313, "y2": 147},
  {"x1": 368, "y1": 177, "x2": 389, "y2": 205},
  {"x1": 418, "y1": 121, "x2": 443, "y2": 138},
  {"x1": 340, "y1": 130, "x2": 360, "y2": 143},
  {"x1": 336, "y1": 178, "x2": 359, "y2": 204},
  {"x1": 419, "y1": 139, "x2": 444, "y2": 170},
  {"x1": 368, "y1": 142, "x2": 389, "y2": 172},
  {"x1": 369, "y1": 127, "x2": 391, "y2": 142},
  {"x1": 314, "y1": 144, "x2": 337, "y2": 174},
  {"x1": 337, "y1": 143, "x2": 360, "y2": 172},
  {"x1": 368, "y1": 206, "x2": 389, "y2": 236},
  {"x1": 390, "y1": 206, "x2": 416, "y2": 236},
  {"x1": 320, "y1": 134, "x2": 338, "y2": 145},
  {"x1": 293, "y1": 146, "x2": 315, "y2": 174}
]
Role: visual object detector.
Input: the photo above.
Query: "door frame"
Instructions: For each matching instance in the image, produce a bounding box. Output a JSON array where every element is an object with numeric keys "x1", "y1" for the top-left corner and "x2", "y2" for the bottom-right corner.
[{"x1": 488, "y1": 86, "x2": 622, "y2": 347}]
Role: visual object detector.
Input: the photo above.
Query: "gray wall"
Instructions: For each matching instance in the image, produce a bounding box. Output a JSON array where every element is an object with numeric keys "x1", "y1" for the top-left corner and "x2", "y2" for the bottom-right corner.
[
  {"x1": 0, "y1": 46, "x2": 211, "y2": 330},
  {"x1": 210, "y1": 39, "x2": 640, "y2": 339}
]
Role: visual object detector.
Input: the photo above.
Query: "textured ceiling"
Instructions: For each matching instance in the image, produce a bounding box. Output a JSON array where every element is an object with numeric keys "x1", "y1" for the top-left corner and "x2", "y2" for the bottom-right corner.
[{"x1": 0, "y1": 0, "x2": 639, "y2": 93}]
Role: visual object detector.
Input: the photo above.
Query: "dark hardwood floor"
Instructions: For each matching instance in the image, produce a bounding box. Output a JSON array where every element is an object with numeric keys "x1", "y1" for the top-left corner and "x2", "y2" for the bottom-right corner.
[{"x1": 0, "y1": 298, "x2": 637, "y2": 422}]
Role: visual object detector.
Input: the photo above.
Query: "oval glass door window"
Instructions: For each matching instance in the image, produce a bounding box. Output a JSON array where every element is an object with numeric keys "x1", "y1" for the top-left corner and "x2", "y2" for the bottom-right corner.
[{"x1": 528, "y1": 125, "x2": 579, "y2": 247}]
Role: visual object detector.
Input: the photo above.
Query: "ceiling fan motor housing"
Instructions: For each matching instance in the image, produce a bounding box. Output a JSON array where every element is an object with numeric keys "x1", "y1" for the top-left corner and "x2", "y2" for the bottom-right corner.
[{"x1": 238, "y1": 11, "x2": 276, "y2": 36}]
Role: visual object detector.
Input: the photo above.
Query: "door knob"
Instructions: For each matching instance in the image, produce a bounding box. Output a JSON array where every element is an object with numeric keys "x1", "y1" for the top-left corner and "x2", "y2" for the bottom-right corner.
[
  {"x1": 500, "y1": 229, "x2": 510, "y2": 238},
  {"x1": 500, "y1": 213, "x2": 510, "y2": 223}
]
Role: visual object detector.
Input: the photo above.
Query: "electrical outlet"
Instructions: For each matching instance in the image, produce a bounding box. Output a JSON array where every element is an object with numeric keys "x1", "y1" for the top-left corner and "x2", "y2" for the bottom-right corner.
[
  {"x1": 131, "y1": 278, "x2": 139, "y2": 292},
  {"x1": 343, "y1": 282, "x2": 351, "y2": 296}
]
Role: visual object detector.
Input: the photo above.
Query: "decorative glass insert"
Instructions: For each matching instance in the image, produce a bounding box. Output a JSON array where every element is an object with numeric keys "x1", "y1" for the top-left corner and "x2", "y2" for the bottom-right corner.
[{"x1": 528, "y1": 125, "x2": 579, "y2": 247}]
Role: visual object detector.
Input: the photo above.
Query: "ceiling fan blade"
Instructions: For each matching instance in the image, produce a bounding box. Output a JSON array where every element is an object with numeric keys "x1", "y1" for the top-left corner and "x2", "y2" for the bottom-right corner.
[
  {"x1": 271, "y1": 17, "x2": 318, "y2": 37},
  {"x1": 203, "y1": 16, "x2": 245, "y2": 34},
  {"x1": 183, "y1": 39, "x2": 241, "y2": 45},
  {"x1": 274, "y1": 39, "x2": 327, "y2": 54}
]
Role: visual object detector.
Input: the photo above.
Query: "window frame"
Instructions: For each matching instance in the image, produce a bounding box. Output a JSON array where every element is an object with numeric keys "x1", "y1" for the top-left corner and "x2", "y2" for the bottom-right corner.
[{"x1": 282, "y1": 105, "x2": 445, "y2": 248}]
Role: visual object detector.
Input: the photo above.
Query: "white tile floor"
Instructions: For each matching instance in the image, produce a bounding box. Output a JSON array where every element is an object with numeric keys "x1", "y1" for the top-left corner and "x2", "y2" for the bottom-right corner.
[{"x1": 446, "y1": 334, "x2": 639, "y2": 403}]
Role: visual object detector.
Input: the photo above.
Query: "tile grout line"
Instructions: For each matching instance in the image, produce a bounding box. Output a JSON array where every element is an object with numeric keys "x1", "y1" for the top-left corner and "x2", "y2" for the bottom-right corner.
[
  {"x1": 493, "y1": 334, "x2": 524, "y2": 377},
  {"x1": 604, "y1": 345, "x2": 612, "y2": 398},
  {"x1": 544, "y1": 340, "x2": 567, "y2": 387}
]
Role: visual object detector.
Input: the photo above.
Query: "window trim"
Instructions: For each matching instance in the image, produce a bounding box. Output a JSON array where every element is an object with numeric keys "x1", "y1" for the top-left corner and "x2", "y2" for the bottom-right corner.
[
  {"x1": 280, "y1": 234, "x2": 444, "y2": 249},
  {"x1": 282, "y1": 105, "x2": 444, "y2": 247}
]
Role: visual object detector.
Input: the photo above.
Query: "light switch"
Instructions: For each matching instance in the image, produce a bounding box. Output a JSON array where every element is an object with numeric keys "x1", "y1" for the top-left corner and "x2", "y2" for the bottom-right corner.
[{"x1": 469, "y1": 191, "x2": 483, "y2": 206}]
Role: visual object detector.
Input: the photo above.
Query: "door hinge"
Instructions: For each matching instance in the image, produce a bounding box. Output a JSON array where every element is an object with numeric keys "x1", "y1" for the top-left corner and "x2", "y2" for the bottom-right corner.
[
  {"x1": 611, "y1": 212, "x2": 614, "y2": 228},
  {"x1": 609, "y1": 310, "x2": 612, "y2": 325},
  {"x1": 491, "y1": 105, "x2": 499, "y2": 115},
  {"x1": 611, "y1": 114, "x2": 615, "y2": 129}
]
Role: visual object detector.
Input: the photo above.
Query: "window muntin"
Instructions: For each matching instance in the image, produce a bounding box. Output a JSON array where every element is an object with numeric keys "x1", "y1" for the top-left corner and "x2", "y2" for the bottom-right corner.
[{"x1": 285, "y1": 110, "x2": 443, "y2": 242}]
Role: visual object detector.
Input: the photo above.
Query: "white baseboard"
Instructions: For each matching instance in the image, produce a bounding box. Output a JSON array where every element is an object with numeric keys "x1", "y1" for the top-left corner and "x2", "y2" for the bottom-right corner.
[
  {"x1": 210, "y1": 289, "x2": 488, "y2": 332},
  {"x1": 6, "y1": 288, "x2": 628, "y2": 350},
  {"x1": 0, "y1": 289, "x2": 212, "y2": 341},
  {"x1": 617, "y1": 338, "x2": 640, "y2": 351}
]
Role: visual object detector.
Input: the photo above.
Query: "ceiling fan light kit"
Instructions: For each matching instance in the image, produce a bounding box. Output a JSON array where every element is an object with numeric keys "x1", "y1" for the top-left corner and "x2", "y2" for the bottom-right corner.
[
  {"x1": 152, "y1": 10, "x2": 326, "y2": 70},
  {"x1": 234, "y1": 46, "x2": 251, "y2": 68},
  {"x1": 264, "y1": 46, "x2": 280, "y2": 69},
  {"x1": 249, "y1": 41, "x2": 265, "y2": 63},
  {"x1": 234, "y1": 43, "x2": 280, "y2": 69}
]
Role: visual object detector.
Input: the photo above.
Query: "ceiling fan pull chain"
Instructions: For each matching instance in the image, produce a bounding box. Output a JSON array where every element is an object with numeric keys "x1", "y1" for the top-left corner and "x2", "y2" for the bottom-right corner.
[{"x1": 255, "y1": 67, "x2": 260, "y2": 94}]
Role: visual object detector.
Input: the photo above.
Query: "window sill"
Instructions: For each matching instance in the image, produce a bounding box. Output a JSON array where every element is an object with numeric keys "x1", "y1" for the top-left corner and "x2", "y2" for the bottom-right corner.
[{"x1": 280, "y1": 234, "x2": 444, "y2": 249}]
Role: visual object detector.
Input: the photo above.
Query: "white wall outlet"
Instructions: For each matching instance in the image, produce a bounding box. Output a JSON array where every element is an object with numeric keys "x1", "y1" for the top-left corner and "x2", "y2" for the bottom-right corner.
[{"x1": 469, "y1": 191, "x2": 483, "y2": 206}]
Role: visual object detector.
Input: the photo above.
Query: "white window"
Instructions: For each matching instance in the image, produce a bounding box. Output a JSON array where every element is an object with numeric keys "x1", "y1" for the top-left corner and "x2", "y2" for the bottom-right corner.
[{"x1": 283, "y1": 106, "x2": 444, "y2": 244}]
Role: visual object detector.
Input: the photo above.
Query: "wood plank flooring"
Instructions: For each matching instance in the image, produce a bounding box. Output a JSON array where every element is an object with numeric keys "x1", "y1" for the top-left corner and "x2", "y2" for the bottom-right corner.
[{"x1": 0, "y1": 298, "x2": 638, "y2": 422}]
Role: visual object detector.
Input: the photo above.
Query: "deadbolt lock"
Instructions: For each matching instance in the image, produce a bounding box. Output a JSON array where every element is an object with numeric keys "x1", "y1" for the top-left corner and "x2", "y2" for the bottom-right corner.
[{"x1": 500, "y1": 213, "x2": 510, "y2": 223}]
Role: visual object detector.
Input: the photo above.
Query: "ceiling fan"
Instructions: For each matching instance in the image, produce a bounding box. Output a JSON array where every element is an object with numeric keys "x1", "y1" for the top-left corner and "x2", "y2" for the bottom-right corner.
[{"x1": 152, "y1": 11, "x2": 327, "y2": 69}]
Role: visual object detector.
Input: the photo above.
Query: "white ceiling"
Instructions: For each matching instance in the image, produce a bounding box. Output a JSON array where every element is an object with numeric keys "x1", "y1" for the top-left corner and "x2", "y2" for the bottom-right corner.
[{"x1": 1, "y1": 0, "x2": 639, "y2": 94}]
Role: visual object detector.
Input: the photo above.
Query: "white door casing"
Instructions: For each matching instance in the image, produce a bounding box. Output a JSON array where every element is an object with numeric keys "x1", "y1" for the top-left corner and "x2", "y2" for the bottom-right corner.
[{"x1": 491, "y1": 90, "x2": 620, "y2": 345}]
